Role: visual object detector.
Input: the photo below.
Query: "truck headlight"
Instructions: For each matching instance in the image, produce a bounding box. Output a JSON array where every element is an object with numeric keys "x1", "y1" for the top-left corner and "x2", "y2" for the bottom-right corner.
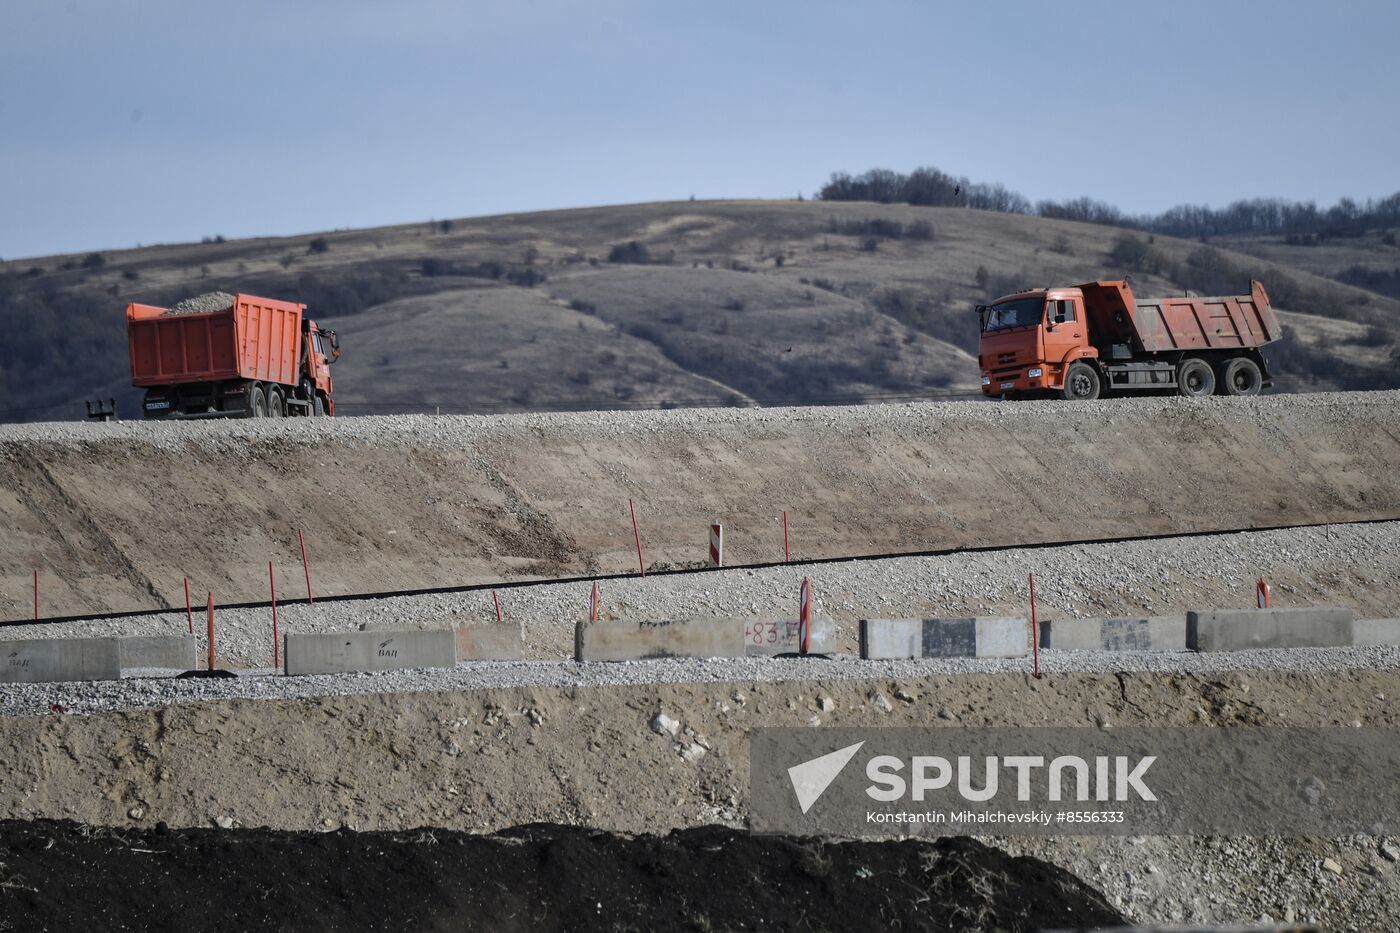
[
  {"x1": 981, "y1": 375, "x2": 991, "y2": 386},
  {"x1": 1028, "y1": 367, "x2": 1043, "y2": 378}
]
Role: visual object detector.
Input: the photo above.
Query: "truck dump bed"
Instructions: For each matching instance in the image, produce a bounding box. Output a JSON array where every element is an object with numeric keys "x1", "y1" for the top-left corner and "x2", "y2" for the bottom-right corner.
[
  {"x1": 1080, "y1": 280, "x2": 1280, "y2": 354},
  {"x1": 128, "y1": 294, "x2": 305, "y2": 387}
]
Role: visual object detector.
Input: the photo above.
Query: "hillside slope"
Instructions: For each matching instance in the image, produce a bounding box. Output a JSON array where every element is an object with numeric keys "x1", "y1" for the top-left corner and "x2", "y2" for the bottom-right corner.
[{"x1": 2, "y1": 200, "x2": 1398, "y2": 422}]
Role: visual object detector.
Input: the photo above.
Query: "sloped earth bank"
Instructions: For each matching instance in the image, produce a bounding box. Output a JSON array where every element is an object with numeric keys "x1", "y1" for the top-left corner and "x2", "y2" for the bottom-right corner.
[
  {"x1": 0, "y1": 820, "x2": 1124, "y2": 933},
  {"x1": 4, "y1": 391, "x2": 1400, "y2": 619},
  {"x1": 1, "y1": 670, "x2": 1397, "y2": 926}
]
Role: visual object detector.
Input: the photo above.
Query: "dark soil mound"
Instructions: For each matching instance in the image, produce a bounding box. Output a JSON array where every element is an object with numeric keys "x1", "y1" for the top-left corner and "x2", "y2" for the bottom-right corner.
[{"x1": 0, "y1": 819, "x2": 1124, "y2": 932}]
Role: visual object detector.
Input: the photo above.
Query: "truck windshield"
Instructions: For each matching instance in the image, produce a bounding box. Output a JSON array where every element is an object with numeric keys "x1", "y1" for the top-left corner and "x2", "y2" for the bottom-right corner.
[{"x1": 984, "y1": 297, "x2": 1045, "y2": 332}]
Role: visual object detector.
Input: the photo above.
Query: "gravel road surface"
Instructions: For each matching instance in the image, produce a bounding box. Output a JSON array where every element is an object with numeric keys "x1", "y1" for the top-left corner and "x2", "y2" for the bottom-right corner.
[{"x1": 4, "y1": 387, "x2": 1397, "y2": 449}]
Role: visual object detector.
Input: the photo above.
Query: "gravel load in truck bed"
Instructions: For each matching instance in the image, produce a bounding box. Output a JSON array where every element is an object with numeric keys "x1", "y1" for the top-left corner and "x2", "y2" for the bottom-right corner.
[{"x1": 161, "y1": 291, "x2": 236, "y2": 316}]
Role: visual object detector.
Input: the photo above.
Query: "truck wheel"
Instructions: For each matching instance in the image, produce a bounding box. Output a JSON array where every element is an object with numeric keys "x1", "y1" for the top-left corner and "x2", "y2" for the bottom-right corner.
[
  {"x1": 267, "y1": 386, "x2": 286, "y2": 417},
  {"x1": 1061, "y1": 362, "x2": 1101, "y2": 401},
  {"x1": 247, "y1": 383, "x2": 267, "y2": 418},
  {"x1": 313, "y1": 394, "x2": 325, "y2": 417},
  {"x1": 1220, "y1": 357, "x2": 1263, "y2": 396},
  {"x1": 1177, "y1": 359, "x2": 1215, "y2": 398}
]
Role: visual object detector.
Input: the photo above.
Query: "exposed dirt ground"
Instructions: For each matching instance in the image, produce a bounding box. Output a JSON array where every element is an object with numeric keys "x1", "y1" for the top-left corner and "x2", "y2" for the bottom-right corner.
[
  {"x1": 8, "y1": 670, "x2": 1395, "y2": 834},
  {"x1": 3, "y1": 391, "x2": 1400, "y2": 619},
  {"x1": 0, "y1": 820, "x2": 1124, "y2": 933},
  {"x1": 3, "y1": 392, "x2": 1398, "y2": 928},
  {"x1": 1, "y1": 669, "x2": 1396, "y2": 927}
]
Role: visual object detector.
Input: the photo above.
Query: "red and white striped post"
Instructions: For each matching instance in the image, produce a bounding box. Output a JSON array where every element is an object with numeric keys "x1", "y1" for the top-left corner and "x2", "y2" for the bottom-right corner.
[
  {"x1": 298, "y1": 528, "x2": 314, "y2": 603},
  {"x1": 184, "y1": 576, "x2": 193, "y2": 634},
  {"x1": 206, "y1": 592, "x2": 216, "y2": 671},
  {"x1": 708, "y1": 523, "x2": 724, "y2": 568},
  {"x1": 798, "y1": 576, "x2": 812, "y2": 654},
  {"x1": 492, "y1": 589, "x2": 503, "y2": 623},
  {"x1": 590, "y1": 580, "x2": 599, "y2": 623},
  {"x1": 1029, "y1": 572, "x2": 1042, "y2": 680},
  {"x1": 269, "y1": 562, "x2": 279, "y2": 669},
  {"x1": 629, "y1": 499, "x2": 645, "y2": 576},
  {"x1": 782, "y1": 512, "x2": 790, "y2": 563},
  {"x1": 1256, "y1": 576, "x2": 1271, "y2": 609}
]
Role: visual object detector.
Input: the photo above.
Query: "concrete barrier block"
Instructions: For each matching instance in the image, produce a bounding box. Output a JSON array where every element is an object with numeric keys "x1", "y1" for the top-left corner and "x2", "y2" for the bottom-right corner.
[
  {"x1": 1039, "y1": 616, "x2": 1187, "y2": 652},
  {"x1": 1354, "y1": 619, "x2": 1400, "y2": 647},
  {"x1": 974, "y1": 617, "x2": 1029, "y2": 657},
  {"x1": 577, "y1": 618, "x2": 744, "y2": 662},
  {"x1": 1, "y1": 637, "x2": 121, "y2": 683},
  {"x1": 860, "y1": 619, "x2": 923, "y2": 660},
  {"x1": 454, "y1": 623, "x2": 524, "y2": 661},
  {"x1": 577, "y1": 617, "x2": 840, "y2": 662},
  {"x1": 1186, "y1": 607, "x2": 1354, "y2": 652},
  {"x1": 284, "y1": 629, "x2": 456, "y2": 676},
  {"x1": 118, "y1": 635, "x2": 198, "y2": 670},
  {"x1": 359, "y1": 619, "x2": 524, "y2": 660},
  {"x1": 859, "y1": 618, "x2": 1028, "y2": 659}
]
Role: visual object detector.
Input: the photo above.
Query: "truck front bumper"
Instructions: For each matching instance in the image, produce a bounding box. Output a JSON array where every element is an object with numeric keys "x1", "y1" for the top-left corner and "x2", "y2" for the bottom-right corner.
[{"x1": 980, "y1": 365, "x2": 1057, "y2": 397}]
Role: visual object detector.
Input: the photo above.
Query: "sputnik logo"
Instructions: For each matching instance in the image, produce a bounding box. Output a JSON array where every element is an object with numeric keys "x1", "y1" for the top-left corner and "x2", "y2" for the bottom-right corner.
[{"x1": 788, "y1": 741, "x2": 864, "y2": 814}]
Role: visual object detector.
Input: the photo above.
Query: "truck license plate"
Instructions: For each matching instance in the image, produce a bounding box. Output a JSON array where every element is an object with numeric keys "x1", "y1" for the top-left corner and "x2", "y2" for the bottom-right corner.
[
  {"x1": 999, "y1": 381, "x2": 1015, "y2": 390},
  {"x1": 144, "y1": 401, "x2": 170, "y2": 410}
]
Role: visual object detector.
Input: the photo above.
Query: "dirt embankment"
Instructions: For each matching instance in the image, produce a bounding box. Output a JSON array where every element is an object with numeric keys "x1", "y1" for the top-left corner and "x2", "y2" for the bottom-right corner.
[
  {"x1": 2, "y1": 670, "x2": 1396, "y2": 835},
  {"x1": 3, "y1": 391, "x2": 1400, "y2": 619}
]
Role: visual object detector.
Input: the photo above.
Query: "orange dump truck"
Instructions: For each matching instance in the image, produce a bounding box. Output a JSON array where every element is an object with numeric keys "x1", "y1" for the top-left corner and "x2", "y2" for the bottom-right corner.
[
  {"x1": 976, "y1": 279, "x2": 1280, "y2": 400},
  {"x1": 127, "y1": 293, "x2": 340, "y2": 418}
]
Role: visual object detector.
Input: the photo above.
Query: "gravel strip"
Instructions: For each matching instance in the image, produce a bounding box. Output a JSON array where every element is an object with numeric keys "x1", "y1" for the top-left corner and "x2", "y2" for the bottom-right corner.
[{"x1": 4, "y1": 646, "x2": 1399, "y2": 717}]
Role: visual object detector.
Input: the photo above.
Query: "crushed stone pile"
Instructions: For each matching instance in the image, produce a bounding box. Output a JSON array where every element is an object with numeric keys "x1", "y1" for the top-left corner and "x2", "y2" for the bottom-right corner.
[{"x1": 163, "y1": 291, "x2": 236, "y2": 316}]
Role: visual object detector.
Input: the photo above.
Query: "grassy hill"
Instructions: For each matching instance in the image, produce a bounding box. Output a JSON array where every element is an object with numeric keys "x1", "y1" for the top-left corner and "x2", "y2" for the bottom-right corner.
[{"x1": 2, "y1": 199, "x2": 1398, "y2": 422}]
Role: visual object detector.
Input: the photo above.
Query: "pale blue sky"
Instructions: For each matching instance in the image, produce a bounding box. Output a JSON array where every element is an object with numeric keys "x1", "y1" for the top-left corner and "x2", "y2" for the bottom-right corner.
[{"x1": 2, "y1": 0, "x2": 1396, "y2": 259}]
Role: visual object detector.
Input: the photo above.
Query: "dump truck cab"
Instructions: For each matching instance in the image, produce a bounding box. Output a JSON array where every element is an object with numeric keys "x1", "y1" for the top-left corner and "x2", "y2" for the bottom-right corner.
[
  {"x1": 977, "y1": 286, "x2": 1098, "y2": 396},
  {"x1": 977, "y1": 279, "x2": 1278, "y2": 401},
  {"x1": 303, "y1": 319, "x2": 340, "y2": 416}
]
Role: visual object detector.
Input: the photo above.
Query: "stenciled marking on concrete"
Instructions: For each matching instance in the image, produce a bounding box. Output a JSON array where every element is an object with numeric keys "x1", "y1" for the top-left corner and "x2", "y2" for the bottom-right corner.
[
  {"x1": 1040, "y1": 617, "x2": 1186, "y2": 652},
  {"x1": 1, "y1": 636, "x2": 121, "y2": 683},
  {"x1": 577, "y1": 617, "x2": 837, "y2": 662},
  {"x1": 860, "y1": 618, "x2": 1028, "y2": 659},
  {"x1": 284, "y1": 629, "x2": 456, "y2": 676}
]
